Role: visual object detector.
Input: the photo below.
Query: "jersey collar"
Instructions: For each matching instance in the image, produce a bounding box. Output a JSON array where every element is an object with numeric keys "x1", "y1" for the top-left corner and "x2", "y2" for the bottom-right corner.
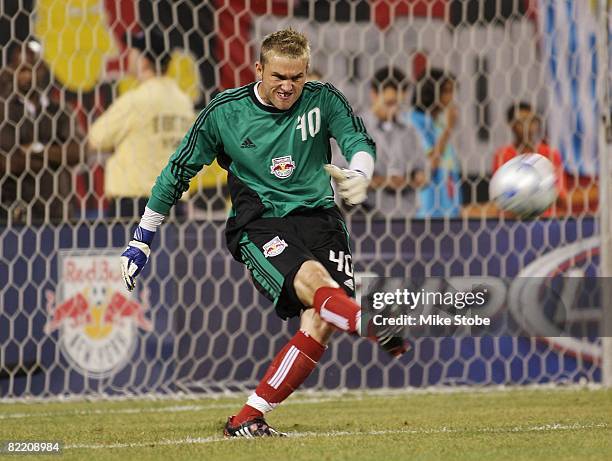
[{"x1": 249, "y1": 82, "x2": 299, "y2": 114}]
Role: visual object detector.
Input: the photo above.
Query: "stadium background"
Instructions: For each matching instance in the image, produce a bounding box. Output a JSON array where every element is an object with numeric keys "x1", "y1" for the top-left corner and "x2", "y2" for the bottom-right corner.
[{"x1": 0, "y1": 0, "x2": 610, "y2": 398}]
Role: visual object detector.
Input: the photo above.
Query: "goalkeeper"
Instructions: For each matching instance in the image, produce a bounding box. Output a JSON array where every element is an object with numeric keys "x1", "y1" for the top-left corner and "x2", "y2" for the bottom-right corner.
[{"x1": 120, "y1": 28, "x2": 409, "y2": 437}]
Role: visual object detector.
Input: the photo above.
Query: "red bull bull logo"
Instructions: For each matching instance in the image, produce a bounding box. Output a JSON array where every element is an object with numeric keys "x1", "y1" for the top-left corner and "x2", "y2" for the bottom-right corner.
[
  {"x1": 263, "y1": 236, "x2": 288, "y2": 258},
  {"x1": 270, "y1": 155, "x2": 296, "y2": 179},
  {"x1": 45, "y1": 253, "x2": 152, "y2": 378}
]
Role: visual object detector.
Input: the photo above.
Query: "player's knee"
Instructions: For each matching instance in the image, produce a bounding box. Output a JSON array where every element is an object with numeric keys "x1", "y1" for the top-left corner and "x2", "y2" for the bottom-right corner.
[
  {"x1": 295, "y1": 260, "x2": 336, "y2": 290},
  {"x1": 300, "y1": 308, "x2": 335, "y2": 345},
  {"x1": 294, "y1": 260, "x2": 338, "y2": 306}
]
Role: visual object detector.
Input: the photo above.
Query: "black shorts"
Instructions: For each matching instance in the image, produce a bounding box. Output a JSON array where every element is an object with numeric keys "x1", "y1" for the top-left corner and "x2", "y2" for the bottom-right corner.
[{"x1": 237, "y1": 206, "x2": 355, "y2": 320}]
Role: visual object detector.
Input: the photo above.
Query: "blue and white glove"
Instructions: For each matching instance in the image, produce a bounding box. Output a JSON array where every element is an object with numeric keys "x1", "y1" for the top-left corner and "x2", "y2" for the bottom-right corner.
[
  {"x1": 324, "y1": 164, "x2": 369, "y2": 205},
  {"x1": 120, "y1": 226, "x2": 155, "y2": 292}
]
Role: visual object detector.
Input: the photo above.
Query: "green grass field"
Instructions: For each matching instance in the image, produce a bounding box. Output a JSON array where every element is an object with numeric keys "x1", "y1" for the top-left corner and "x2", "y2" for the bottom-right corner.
[{"x1": 1, "y1": 388, "x2": 611, "y2": 461}]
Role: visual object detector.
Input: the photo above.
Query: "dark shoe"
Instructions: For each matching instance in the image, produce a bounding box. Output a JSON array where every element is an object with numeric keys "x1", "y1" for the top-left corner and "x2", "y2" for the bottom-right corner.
[
  {"x1": 376, "y1": 334, "x2": 413, "y2": 358},
  {"x1": 223, "y1": 416, "x2": 287, "y2": 438}
]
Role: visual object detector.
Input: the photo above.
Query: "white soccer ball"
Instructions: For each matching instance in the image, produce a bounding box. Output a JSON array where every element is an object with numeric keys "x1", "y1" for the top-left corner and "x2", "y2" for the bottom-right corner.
[{"x1": 489, "y1": 153, "x2": 558, "y2": 218}]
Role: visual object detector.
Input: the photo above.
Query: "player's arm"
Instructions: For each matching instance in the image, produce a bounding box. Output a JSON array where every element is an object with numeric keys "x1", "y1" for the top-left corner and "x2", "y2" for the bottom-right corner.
[
  {"x1": 323, "y1": 84, "x2": 376, "y2": 205},
  {"x1": 120, "y1": 107, "x2": 220, "y2": 291}
]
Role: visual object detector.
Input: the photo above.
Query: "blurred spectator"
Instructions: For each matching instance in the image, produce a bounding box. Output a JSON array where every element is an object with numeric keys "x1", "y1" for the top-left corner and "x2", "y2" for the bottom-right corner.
[
  {"x1": 0, "y1": 41, "x2": 83, "y2": 225},
  {"x1": 492, "y1": 102, "x2": 568, "y2": 215},
  {"x1": 362, "y1": 67, "x2": 425, "y2": 216},
  {"x1": 403, "y1": 68, "x2": 462, "y2": 218},
  {"x1": 88, "y1": 28, "x2": 194, "y2": 219}
]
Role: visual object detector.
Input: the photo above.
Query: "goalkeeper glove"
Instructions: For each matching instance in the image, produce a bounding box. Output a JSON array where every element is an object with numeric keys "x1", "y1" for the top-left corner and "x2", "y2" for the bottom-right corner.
[
  {"x1": 324, "y1": 164, "x2": 369, "y2": 205},
  {"x1": 120, "y1": 226, "x2": 155, "y2": 291}
]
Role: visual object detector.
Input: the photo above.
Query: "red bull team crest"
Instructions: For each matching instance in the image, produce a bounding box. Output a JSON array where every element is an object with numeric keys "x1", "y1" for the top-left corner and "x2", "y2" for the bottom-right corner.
[
  {"x1": 270, "y1": 155, "x2": 296, "y2": 179},
  {"x1": 45, "y1": 252, "x2": 152, "y2": 378},
  {"x1": 263, "y1": 236, "x2": 288, "y2": 258}
]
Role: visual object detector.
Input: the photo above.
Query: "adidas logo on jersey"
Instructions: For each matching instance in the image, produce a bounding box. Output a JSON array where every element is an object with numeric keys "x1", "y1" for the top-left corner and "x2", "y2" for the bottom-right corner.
[{"x1": 240, "y1": 137, "x2": 256, "y2": 148}]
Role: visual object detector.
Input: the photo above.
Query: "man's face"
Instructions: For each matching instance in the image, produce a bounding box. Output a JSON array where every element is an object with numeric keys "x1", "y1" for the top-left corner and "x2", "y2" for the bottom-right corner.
[
  {"x1": 512, "y1": 108, "x2": 541, "y2": 145},
  {"x1": 255, "y1": 53, "x2": 308, "y2": 110},
  {"x1": 371, "y1": 86, "x2": 402, "y2": 121}
]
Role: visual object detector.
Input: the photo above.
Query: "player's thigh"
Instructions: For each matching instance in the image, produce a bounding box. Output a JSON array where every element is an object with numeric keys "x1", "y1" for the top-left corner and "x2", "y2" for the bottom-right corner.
[
  {"x1": 303, "y1": 213, "x2": 355, "y2": 298},
  {"x1": 238, "y1": 222, "x2": 313, "y2": 319}
]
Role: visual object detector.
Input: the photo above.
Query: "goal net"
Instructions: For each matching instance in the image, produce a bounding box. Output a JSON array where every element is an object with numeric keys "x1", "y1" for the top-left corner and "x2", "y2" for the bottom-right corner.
[{"x1": 0, "y1": 0, "x2": 610, "y2": 398}]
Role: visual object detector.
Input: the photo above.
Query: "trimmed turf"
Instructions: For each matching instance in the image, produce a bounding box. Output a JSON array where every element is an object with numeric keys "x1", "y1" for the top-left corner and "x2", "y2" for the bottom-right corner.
[{"x1": 0, "y1": 388, "x2": 610, "y2": 461}]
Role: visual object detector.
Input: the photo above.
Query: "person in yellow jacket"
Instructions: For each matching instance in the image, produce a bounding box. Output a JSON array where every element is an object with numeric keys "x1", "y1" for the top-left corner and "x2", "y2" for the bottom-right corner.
[{"x1": 89, "y1": 28, "x2": 194, "y2": 218}]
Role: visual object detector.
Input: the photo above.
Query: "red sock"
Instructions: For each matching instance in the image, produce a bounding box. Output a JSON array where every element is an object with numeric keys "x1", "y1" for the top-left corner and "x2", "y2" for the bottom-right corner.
[
  {"x1": 232, "y1": 330, "x2": 325, "y2": 425},
  {"x1": 312, "y1": 286, "x2": 361, "y2": 333}
]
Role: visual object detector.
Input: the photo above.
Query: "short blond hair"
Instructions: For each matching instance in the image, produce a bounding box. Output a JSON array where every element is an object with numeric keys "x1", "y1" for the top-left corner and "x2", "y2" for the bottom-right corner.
[{"x1": 259, "y1": 28, "x2": 310, "y2": 66}]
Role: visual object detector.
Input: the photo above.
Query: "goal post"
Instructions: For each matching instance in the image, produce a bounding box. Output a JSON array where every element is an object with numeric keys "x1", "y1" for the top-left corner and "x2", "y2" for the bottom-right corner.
[{"x1": 0, "y1": 1, "x2": 609, "y2": 398}]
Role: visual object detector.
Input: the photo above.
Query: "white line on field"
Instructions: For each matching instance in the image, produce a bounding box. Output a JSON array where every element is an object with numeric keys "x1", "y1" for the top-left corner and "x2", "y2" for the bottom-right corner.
[
  {"x1": 0, "y1": 396, "x2": 348, "y2": 420},
  {"x1": 2, "y1": 383, "x2": 604, "y2": 405},
  {"x1": 63, "y1": 423, "x2": 609, "y2": 450}
]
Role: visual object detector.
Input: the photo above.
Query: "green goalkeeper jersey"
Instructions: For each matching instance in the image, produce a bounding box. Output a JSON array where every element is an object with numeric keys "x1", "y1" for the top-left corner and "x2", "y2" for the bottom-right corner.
[{"x1": 147, "y1": 81, "x2": 376, "y2": 254}]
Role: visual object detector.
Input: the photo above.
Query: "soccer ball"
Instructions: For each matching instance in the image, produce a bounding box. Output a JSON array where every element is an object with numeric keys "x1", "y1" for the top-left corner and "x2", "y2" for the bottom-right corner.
[{"x1": 489, "y1": 154, "x2": 558, "y2": 219}]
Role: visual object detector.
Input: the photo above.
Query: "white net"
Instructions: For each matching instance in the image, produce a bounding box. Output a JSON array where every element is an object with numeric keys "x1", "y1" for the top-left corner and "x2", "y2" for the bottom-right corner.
[{"x1": 0, "y1": 0, "x2": 610, "y2": 398}]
